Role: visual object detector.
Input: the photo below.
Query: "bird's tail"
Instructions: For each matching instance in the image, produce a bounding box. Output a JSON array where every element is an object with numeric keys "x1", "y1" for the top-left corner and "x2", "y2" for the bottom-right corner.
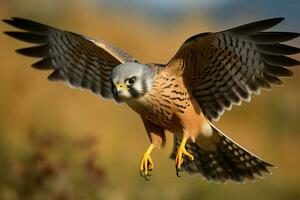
[{"x1": 170, "y1": 124, "x2": 274, "y2": 183}]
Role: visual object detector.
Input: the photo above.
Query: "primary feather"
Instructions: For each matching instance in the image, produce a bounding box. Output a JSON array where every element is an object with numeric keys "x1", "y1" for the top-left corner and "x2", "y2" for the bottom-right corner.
[
  {"x1": 3, "y1": 17, "x2": 137, "y2": 98},
  {"x1": 165, "y1": 18, "x2": 300, "y2": 121}
]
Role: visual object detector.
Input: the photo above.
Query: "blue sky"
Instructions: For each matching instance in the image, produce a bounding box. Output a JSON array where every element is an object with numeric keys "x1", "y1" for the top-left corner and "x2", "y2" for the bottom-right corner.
[
  {"x1": 98, "y1": 0, "x2": 232, "y2": 12},
  {"x1": 96, "y1": 0, "x2": 300, "y2": 32}
]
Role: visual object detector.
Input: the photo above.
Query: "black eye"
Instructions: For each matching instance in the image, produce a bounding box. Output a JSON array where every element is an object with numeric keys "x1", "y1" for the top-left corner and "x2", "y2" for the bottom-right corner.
[{"x1": 125, "y1": 77, "x2": 136, "y2": 85}]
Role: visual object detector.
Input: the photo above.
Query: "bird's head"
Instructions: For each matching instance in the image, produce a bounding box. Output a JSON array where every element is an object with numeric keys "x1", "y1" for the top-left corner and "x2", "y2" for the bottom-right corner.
[{"x1": 110, "y1": 62, "x2": 155, "y2": 102}]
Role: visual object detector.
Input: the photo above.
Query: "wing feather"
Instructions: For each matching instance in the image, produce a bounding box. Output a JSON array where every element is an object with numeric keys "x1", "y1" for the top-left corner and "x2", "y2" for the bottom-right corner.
[
  {"x1": 164, "y1": 18, "x2": 300, "y2": 121},
  {"x1": 3, "y1": 17, "x2": 137, "y2": 99}
]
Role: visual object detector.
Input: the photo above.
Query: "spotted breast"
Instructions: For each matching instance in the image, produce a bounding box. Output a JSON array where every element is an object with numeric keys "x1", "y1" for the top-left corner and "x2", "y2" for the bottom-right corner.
[{"x1": 126, "y1": 65, "x2": 207, "y2": 138}]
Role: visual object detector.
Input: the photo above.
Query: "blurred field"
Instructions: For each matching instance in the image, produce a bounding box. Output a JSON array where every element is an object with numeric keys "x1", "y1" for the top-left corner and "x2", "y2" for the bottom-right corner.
[{"x1": 0, "y1": 0, "x2": 300, "y2": 200}]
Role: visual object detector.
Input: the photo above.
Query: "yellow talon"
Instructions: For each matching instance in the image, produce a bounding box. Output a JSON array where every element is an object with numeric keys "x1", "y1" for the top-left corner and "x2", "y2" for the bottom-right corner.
[
  {"x1": 140, "y1": 144, "x2": 154, "y2": 179},
  {"x1": 175, "y1": 136, "x2": 194, "y2": 174}
]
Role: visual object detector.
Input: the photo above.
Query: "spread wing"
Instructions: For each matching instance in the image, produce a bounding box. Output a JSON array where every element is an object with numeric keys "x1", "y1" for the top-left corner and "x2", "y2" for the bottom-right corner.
[
  {"x1": 3, "y1": 17, "x2": 138, "y2": 98},
  {"x1": 165, "y1": 18, "x2": 300, "y2": 121}
]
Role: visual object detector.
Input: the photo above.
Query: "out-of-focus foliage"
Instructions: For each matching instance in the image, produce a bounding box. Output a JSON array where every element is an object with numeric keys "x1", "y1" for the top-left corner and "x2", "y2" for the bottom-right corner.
[
  {"x1": 0, "y1": 129, "x2": 104, "y2": 200},
  {"x1": 0, "y1": 0, "x2": 300, "y2": 199}
]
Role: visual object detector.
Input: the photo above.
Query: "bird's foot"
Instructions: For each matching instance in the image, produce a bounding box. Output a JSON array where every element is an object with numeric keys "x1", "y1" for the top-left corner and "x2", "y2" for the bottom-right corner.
[
  {"x1": 175, "y1": 137, "x2": 194, "y2": 177},
  {"x1": 139, "y1": 144, "x2": 154, "y2": 180}
]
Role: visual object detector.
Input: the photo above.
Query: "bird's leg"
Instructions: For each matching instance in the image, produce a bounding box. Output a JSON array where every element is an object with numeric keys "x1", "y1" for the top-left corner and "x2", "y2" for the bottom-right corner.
[
  {"x1": 175, "y1": 135, "x2": 194, "y2": 176},
  {"x1": 140, "y1": 118, "x2": 165, "y2": 180},
  {"x1": 139, "y1": 144, "x2": 154, "y2": 180}
]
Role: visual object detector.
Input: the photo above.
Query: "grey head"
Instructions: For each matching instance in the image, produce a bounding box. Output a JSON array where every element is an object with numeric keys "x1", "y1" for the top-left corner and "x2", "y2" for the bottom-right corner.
[{"x1": 110, "y1": 62, "x2": 155, "y2": 102}]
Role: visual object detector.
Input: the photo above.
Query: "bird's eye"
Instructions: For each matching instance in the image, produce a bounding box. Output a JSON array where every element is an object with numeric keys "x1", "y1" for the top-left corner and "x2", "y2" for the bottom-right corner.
[{"x1": 125, "y1": 77, "x2": 136, "y2": 85}]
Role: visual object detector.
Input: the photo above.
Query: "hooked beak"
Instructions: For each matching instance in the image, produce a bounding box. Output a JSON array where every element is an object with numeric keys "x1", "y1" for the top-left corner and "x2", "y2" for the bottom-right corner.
[
  {"x1": 113, "y1": 82, "x2": 128, "y2": 99},
  {"x1": 115, "y1": 82, "x2": 127, "y2": 91}
]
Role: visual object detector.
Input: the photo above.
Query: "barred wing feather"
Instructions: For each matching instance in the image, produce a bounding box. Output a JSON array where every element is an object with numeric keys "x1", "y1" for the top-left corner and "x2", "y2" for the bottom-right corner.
[
  {"x1": 3, "y1": 17, "x2": 137, "y2": 98},
  {"x1": 165, "y1": 18, "x2": 300, "y2": 121}
]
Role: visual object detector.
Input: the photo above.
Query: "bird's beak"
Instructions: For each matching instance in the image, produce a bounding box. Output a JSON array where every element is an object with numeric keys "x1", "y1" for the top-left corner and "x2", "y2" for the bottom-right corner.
[
  {"x1": 115, "y1": 82, "x2": 127, "y2": 91},
  {"x1": 113, "y1": 82, "x2": 128, "y2": 101}
]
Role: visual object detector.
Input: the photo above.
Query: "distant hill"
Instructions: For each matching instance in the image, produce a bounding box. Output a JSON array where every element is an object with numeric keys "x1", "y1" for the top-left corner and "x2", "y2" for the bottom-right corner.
[
  {"x1": 210, "y1": 0, "x2": 300, "y2": 31},
  {"x1": 97, "y1": 0, "x2": 299, "y2": 31}
]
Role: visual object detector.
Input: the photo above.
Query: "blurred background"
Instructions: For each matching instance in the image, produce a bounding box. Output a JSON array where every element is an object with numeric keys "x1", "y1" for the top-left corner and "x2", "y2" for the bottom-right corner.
[{"x1": 0, "y1": 0, "x2": 300, "y2": 199}]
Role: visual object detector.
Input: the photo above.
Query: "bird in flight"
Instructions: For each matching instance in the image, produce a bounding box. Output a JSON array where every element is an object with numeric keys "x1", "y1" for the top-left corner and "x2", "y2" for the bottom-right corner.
[{"x1": 3, "y1": 17, "x2": 300, "y2": 183}]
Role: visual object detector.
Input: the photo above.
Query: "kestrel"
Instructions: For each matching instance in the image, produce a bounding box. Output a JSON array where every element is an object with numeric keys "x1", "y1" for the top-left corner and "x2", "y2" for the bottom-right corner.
[{"x1": 3, "y1": 17, "x2": 300, "y2": 183}]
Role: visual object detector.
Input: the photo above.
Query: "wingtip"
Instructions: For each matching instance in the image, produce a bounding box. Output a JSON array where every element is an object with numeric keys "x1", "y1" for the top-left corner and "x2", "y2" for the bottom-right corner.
[
  {"x1": 3, "y1": 31, "x2": 14, "y2": 36},
  {"x1": 2, "y1": 18, "x2": 13, "y2": 24},
  {"x1": 3, "y1": 31, "x2": 10, "y2": 35},
  {"x1": 2, "y1": 17, "x2": 27, "y2": 22},
  {"x1": 228, "y1": 17, "x2": 287, "y2": 35},
  {"x1": 266, "y1": 17, "x2": 285, "y2": 26},
  {"x1": 274, "y1": 17, "x2": 285, "y2": 22},
  {"x1": 2, "y1": 17, "x2": 51, "y2": 33},
  {"x1": 14, "y1": 48, "x2": 23, "y2": 54},
  {"x1": 3, "y1": 31, "x2": 15, "y2": 38},
  {"x1": 268, "y1": 17, "x2": 285, "y2": 24}
]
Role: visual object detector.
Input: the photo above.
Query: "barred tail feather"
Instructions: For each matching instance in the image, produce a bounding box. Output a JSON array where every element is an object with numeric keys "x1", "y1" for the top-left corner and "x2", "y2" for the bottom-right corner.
[{"x1": 170, "y1": 124, "x2": 274, "y2": 183}]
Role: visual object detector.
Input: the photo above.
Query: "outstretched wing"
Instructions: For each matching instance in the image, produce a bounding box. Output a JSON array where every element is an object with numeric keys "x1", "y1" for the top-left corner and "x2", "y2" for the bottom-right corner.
[
  {"x1": 3, "y1": 17, "x2": 137, "y2": 98},
  {"x1": 165, "y1": 18, "x2": 300, "y2": 121}
]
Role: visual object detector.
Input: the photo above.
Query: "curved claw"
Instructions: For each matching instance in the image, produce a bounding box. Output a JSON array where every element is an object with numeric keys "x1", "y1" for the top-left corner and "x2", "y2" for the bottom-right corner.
[
  {"x1": 140, "y1": 170, "x2": 151, "y2": 181},
  {"x1": 139, "y1": 151, "x2": 154, "y2": 180},
  {"x1": 176, "y1": 168, "x2": 183, "y2": 177},
  {"x1": 175, "y1": 144, "x2": 194, "y2": 176}
]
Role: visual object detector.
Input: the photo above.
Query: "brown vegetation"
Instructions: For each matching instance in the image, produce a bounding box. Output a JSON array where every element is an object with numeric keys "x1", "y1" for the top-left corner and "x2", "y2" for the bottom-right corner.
[{"x1": 0, "y1": 0, "x2": 300, "y2": 199}]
